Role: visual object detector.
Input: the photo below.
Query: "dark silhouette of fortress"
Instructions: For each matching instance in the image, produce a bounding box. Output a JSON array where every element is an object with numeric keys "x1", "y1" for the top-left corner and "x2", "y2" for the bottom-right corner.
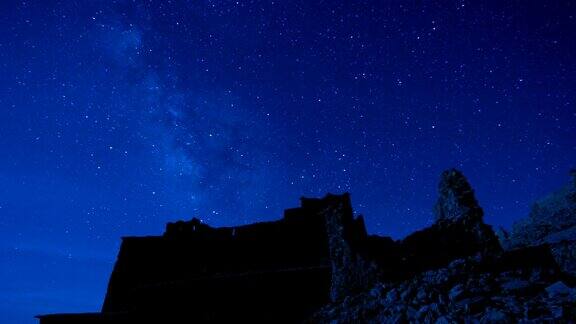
[
  {"x1": 38, "y1": 169, "x2": 575, "y2": 323},
  {"x1": 36, "y1": 170, "x2": 502, "y2": 323},
  {"x1": 37, "y1": 195, "x2": 341, "y2": 323}
]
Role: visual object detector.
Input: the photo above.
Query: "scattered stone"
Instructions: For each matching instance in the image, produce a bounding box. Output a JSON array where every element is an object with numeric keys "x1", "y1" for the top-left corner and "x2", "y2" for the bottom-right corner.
[
  {"x1": 400, "y1": 287, "x2": 413, "y2": 302},
  {"x1": 448, "y1": 284, "x2": 465, "y2": 301},
  {"x1": 480, "y1": 308, "x2": 509, "y2": 323},
  {"x1": 385, "y1": 288, "x2": 399, "y2": 303},
  {"x1": 310, "y1": 253, "x2": 576, "y2": 323},
  {"x1": 545, "y1": 281, "x2": 571, "y2": 297},
  {"x1": 500, "y1": 279, "x2": 530, "y2": 293}
]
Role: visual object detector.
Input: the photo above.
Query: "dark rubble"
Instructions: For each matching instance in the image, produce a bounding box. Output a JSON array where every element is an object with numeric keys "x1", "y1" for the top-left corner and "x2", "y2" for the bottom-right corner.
[
  {"x1": 309, "y1": 249, "x2": 576, "y2": 323},
  {"x1": 311, "y1": 170, "x2": 576, "y2": 323}
]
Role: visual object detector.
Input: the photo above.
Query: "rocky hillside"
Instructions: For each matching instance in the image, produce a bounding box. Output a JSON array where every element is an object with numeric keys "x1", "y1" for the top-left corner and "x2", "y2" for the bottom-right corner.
[
  {"x1": 36, "y1": 168, "x2": 576, "y2": 323},
  {"x1": 310, "y1": 170, "x2": 576, "y2": 323},
  {"x1": 309, "y1": 249, "x2": 575, "y2": 322},
  {"x1": 499, "y1": 169, "x2": 576, "y2": 276}
]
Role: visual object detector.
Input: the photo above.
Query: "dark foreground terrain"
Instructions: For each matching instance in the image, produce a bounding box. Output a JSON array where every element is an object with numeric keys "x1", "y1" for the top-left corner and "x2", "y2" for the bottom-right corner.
[{"x1": 37, "y1": 169, "x2": 576, "y2": 323}]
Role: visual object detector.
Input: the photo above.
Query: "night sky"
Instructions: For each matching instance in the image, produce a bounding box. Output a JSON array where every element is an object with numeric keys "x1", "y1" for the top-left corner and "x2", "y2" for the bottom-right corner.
[{"x1": 1, "y1": 0, "x2": 575, "y2": 322}]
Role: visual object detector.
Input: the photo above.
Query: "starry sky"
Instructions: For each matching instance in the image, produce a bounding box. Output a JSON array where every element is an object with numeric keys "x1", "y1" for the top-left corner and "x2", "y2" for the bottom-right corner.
[{"x1": 1, "y1": 0, "x2": 575, "y2": 322}]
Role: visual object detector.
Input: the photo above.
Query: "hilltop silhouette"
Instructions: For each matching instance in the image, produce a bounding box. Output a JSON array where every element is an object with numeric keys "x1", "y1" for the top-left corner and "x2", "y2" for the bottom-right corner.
[{"x1": 37, "y1": 169, "x2": 576, "y2": 323}]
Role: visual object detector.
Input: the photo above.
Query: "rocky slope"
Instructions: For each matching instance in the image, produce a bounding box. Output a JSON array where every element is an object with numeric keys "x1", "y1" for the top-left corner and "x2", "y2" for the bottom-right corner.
[
  {"x1": 309, "y1": 252, "x2": 576, "y2": 323},
  {"x1": 310, "y1": 169, "x2": 576, "y2": 323},
  {"x1": 499, "y1": 169, "x2": 576, "y2": 276},
  {"x1": 36, "y1": 168, "x2": 576, "y2": 323}
]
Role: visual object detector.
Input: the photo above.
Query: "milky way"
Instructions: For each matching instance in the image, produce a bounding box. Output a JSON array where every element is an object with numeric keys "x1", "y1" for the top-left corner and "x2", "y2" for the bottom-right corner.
[{"x1": 0, "y1": 1, "x2": 575, "y2": 322}]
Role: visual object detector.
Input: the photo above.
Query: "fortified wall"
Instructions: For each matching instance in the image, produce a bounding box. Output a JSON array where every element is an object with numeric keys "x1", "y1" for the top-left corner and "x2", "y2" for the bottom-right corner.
[{"x1": 38, "y1": 194, "x2": 367, "y2": 323}]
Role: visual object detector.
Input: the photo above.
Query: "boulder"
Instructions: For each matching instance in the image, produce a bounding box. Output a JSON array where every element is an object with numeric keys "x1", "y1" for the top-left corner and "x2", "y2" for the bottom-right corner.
[
  {"x1": 480, "y1": 308, "x2": 509, "y2": 323},
  {"x1": 545, "y1": 281, "x2": 571, "y2": 298},
  {"x1": 448, "y1": 284, "x2": 465, "y2": 301},
  {"x1": 500, "y1": 279, "x2": 530, "y2": 293}
]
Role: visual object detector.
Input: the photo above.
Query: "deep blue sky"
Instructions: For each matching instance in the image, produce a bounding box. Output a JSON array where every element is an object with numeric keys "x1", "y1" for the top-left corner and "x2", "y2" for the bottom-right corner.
[{"x1": 1, "y1": 0, "x2": 575, "y2": 322}]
